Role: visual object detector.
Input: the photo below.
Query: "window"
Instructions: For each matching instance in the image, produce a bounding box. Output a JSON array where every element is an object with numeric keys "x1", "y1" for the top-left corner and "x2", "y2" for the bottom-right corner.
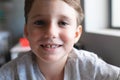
[
  {"x1": 111, "y1": 0, "x2": 120, "y2": 29},
  {"x1": 83, "y1": 0, "x2": 120, "y2": 37}
]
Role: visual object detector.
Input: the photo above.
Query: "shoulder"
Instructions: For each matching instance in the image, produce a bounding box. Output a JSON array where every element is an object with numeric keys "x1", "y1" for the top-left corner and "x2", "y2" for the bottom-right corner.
[
  {"x1": 69, "y1": 48, "x2": 98, "y2": 63},
  {"x1": 68, "y1": 48, "x2": 120, "y2": 79},
  {"x1": 0, "y1": 51, "x2": 34, "y2": 77}
]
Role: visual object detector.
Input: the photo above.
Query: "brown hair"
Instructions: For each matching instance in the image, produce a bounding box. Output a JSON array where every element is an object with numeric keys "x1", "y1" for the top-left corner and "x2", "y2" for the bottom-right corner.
[{"x1": 24, "y1": 0, "x2": 84, "y2": 25}]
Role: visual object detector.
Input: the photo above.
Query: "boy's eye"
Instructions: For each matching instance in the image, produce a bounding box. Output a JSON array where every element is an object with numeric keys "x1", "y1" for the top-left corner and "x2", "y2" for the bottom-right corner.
[
  {"x1": 59, "y1": 21, "x2": 68, "y2": 27},
  {"x1": 34, "y1": 20, "x2": 45, "y2": 25}
]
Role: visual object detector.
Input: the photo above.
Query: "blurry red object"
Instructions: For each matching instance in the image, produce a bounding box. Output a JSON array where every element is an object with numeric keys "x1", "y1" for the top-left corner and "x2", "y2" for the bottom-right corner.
[{"x1": 19, "y1": 38, "x2": 29, "y2": 47}]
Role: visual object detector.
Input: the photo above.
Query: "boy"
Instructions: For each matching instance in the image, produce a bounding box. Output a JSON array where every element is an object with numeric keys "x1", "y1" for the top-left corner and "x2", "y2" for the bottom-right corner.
[{"x1": 0, "y1": 0, "x2": 120, "y2": 80}]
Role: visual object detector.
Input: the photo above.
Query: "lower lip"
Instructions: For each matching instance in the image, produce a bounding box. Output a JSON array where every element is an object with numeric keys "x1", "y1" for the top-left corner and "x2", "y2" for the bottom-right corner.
[{"x1": 41, "y1": 46, "x2": 61, "y2": 53}]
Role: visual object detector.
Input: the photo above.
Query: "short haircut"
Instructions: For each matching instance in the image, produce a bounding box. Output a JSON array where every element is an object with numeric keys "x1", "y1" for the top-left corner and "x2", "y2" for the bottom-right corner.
[{"x1": 24, "y1": 0, "x2": 84, "y2": 25}]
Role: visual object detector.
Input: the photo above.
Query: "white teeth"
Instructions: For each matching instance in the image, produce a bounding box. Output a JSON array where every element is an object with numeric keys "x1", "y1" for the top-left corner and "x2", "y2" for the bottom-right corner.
[
  {"x1": 52, "y1": 45, "x2": 57, "y2": 48},
  {"x1": 46, "y1": 45, "x2": 51, "y2": 48},
  {"x1": 43, "y1": 44, "x2": 59, "y2": 48}
]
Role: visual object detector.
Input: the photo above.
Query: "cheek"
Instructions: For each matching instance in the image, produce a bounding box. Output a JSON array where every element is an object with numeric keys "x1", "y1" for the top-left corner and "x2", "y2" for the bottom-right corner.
[
  {"x1": 27, "y1": 28, "x2": 43, "y2": 42},
  {"x1": 60, "y1": 31, "x2": 75, "y2": 44},
  {"x1": 60, "y1": 31, "x2": 75, "y2": 53}
]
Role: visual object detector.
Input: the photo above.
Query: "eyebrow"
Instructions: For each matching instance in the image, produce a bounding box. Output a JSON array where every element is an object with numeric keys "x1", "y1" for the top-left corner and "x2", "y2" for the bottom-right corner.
[
  {"x1": 60, "y1": 15, "x2": 73, "y2": 21},
  {"x1": 28, "y1": 14, "x2": 73, "y2": 21},
  {"x1": 28, "y1": 14, "x2": 43, "y2": 19}
]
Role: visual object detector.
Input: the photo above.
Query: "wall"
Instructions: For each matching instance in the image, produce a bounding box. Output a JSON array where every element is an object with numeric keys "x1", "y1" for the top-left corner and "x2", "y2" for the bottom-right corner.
[
  {"x1": 81, "y1": 0, "x2": 120, "y2": 67},
  {"x1": 5, "y1": 0, "x2": 25, "y2": 45},
  {"x1": 79, "y1": 32, "x2": 120, "y2": 67}
]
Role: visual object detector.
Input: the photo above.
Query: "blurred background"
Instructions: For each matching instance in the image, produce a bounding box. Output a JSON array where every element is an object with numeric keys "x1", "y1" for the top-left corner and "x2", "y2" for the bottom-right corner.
[
  {"x1": 0, "y1": 0, "x2": 120, "y2": 67},
  {"x1": 0, "y1": 0, "x2": 25, "y2": 66}
]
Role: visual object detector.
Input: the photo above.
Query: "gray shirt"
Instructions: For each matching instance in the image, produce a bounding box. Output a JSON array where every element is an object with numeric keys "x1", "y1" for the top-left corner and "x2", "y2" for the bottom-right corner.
[{"x1": 0, "y1": 48, "x2": 120, "y2": 80}]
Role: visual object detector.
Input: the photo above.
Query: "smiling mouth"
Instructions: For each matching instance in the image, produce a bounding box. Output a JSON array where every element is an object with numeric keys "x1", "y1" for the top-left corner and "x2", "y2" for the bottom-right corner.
[{"x1": 41, "y1": 44, "x2": 62, "y2": 48}]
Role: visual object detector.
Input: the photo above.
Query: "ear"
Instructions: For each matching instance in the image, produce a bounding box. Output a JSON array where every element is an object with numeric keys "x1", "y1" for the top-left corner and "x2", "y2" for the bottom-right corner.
[
  {"x1": 24, "y1": 24, "x2": 29, "y2": 38},
  {"x1": 74, "y1": 25, "x2": 82, "y2": 43}
]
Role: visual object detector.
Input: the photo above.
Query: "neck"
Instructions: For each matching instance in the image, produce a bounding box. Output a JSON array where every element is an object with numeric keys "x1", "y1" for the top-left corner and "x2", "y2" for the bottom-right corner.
[{"x1": 36, "y1": 56, "x2": 68, "y2": 80}]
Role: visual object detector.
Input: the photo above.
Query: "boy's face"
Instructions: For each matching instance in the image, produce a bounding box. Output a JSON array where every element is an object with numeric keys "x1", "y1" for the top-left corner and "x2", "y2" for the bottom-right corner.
[{"x1": 24, "y1": 0, "x2": 82, "y2": 63}]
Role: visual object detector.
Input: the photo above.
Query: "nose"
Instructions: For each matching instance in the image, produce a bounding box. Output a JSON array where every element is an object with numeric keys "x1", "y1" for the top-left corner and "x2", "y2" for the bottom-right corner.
[{"x1": 44, "y1": 22, "x2": 58, "y2": 39}]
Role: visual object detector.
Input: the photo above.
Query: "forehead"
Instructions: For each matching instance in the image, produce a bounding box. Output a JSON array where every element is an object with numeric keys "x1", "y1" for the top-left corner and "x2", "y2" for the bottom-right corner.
[{"x1": 28, "y1": 0, "x2": 77, "y2": 19}]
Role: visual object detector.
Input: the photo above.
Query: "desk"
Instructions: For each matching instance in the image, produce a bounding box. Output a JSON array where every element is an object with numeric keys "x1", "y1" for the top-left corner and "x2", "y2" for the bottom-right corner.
[{"x1": 10, "y1": 44, "x2": 31, "y2": 59}]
